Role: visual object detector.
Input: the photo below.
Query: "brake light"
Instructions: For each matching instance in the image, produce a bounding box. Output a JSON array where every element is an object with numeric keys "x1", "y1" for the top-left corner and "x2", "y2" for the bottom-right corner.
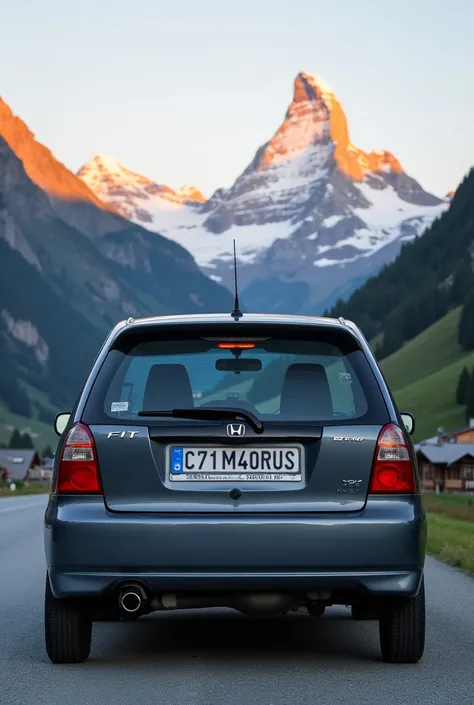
[
  {"x1": 217, "y1": 342, "x2": 256, "y2": 349},
  {"x1": 369, "y1": 423, "x2": 415, "y2": 493},
  {"x1": 55, "y1": 423, "x2": 102, "y2": 494}
]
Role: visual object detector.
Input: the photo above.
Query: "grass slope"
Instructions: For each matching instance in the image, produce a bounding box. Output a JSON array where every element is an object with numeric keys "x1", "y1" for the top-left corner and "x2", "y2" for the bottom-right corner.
[
  {"x1": 427, "y1": 513, "x2": 474, "y2": 575},
  {"x1": 381, "y1": 307, "x2": 474, "y2": 442},
  {"x1": 381, "y1": 308, "x2": 463, "y2": 391},
  {"x1": 423, "y1": 496, "x2": 474, "y2": 575}
]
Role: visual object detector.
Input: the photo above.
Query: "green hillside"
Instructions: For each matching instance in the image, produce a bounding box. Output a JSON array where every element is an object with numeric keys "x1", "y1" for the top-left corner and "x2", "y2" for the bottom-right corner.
[
  {"x1": 381, "y1": 307, "x2": 474, "y2": 442},
  {"x1": 382, "y1": 307, "x2": 462, "y2": 389}
]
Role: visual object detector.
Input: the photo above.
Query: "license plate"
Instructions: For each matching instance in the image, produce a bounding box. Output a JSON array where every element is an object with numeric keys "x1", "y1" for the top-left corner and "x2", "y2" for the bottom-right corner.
[{"x1": 170, "y1": 446, "x2": 301, "y2": 482}]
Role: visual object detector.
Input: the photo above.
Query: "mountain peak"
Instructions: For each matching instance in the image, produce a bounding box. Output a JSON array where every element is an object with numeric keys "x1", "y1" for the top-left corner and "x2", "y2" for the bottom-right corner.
[
  {"x1": 78, "y1": 153, "x2": 155, "y2": 188},
  {"x1": 258, "y1": 70, "x2": 405, "y2": 181},
  {"x1": 77, "y1": 155, "x2": 206, "y2": 224},
  {"x1": 294, "y1": 71, "x2": 335, "y2": 103},
  {"x1": 88, "y1": 153, "x2": 128, "y2": 172},
  {"x1": 79, "y1": 154, "x2": 205, "y2": 203},
  {"x1": 176, "y1": 184, "x2": 206, "y2": 203}
]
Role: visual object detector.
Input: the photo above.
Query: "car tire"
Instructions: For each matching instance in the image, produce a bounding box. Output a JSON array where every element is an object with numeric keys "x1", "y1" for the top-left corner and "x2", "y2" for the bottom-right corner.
[
  {"x1": 379, "y1": 576, "x2": 425, "y2": 664},
  {"x1": 351, "y1": 604, "x2": 377, "y2": 620},
  {"x1": 44, "y1": 574, "x2": 92, "y2": 664}
]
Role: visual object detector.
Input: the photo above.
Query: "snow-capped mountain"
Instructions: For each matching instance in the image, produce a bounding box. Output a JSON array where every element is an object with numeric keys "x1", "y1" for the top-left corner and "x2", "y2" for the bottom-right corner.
[
  {"x1": 77, "y1": 154, "x2": 205, "y2": 227},
  {"x1": 78, "y1": 71, "x2": 449, "y2": 314}
]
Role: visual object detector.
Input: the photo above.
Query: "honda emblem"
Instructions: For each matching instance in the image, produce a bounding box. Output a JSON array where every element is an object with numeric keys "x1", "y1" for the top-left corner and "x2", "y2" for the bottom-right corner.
[{"x1": 227, "y1": 423, "x2": 246, "y2": 437}]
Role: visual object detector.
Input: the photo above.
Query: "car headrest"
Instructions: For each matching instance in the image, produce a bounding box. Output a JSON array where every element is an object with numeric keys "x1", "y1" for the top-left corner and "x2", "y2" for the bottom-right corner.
[
  {"x1": 280, "y1": 363, "x2": 333, "y2": 419},
  {"x1": 142, "y1": 363, "x2": 194, "y2": 411}
]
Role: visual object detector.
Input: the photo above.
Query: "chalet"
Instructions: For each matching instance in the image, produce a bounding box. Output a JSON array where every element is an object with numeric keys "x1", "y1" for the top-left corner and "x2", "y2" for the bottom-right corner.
[
  {"x1": 416, "y1": 420, "x2": 474, "y2": 492},
  {"x1": 438, "y1": 420, "x2": 474, "y2": 444},
  {"x1": 0, "y1": 449, "x2": 43, "y2": 483}
]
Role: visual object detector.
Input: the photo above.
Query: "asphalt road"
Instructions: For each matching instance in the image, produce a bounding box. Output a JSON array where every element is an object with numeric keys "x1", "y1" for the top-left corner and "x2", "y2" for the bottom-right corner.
[{"x1": 1, "y1": 495, "x2": 474, "y2": 705}]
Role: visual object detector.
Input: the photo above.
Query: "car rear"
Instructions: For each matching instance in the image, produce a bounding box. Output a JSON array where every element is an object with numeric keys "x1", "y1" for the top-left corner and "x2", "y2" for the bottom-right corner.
[{"x1": 44, "y1": 314, "x2": 426, "y2": 664}]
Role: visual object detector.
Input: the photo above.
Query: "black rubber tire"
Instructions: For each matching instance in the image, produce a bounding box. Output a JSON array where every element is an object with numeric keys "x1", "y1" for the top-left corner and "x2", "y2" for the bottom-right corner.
[
  {"x1": 351, "y1": 604, "x2": 377, "y2": 620},
  {"x1": 44, "y1": 574, "x2": 92, "y2": 664},
  {"x1": 379, "y1": 577, "x2": 425, "y2": 664}
]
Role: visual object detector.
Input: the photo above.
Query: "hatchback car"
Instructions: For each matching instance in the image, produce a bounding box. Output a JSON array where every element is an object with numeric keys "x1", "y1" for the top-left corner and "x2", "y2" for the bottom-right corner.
[{"x1": 44, "y1": 313, "x2": 426, "y2": 664}]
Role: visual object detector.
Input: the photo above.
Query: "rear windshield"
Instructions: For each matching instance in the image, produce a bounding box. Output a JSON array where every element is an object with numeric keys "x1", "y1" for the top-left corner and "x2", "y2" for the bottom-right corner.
[{"x1": 82, "y1": 323, "x2": 388, "y2": 426}]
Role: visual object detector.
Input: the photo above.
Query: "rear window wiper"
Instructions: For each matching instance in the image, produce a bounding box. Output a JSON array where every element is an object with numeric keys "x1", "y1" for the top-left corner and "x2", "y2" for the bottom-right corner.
[{"x1": 138, "y1": 407, "x2": 264, "y2": 434}]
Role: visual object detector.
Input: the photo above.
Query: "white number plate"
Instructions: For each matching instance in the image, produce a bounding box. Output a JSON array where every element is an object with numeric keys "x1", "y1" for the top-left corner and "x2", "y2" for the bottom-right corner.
[{"x1": 170, "y1": 446, "x2": 301, "y2": 482}]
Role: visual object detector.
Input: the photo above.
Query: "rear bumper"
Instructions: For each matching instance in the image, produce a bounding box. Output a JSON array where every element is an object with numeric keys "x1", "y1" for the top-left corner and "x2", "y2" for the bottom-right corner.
[
  {"x1": 48, "y1": 568, "x2": 423, "y2": 598},
  {"x1": 44, "y1": 496, "x2": 426, "y2": 599}
]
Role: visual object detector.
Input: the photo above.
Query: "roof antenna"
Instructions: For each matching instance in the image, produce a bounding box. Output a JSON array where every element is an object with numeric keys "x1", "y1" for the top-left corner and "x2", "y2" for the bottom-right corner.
[{"x1": 231, "y1": 239, "x2": 243, "y2": 320}]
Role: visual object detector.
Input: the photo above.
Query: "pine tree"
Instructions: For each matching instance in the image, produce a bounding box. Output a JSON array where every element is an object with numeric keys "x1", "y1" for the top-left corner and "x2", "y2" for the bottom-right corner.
[
  {"x1": 456, "y1": 366, "x2": 470, "y2": 405},
  {"x1": 466, "y1": 372, "x2": 474, "y2": 423},
  {"x1": 8, "y1": 429, "x2": 22, "y2": 448},
  {"x1": 401, "y1": 302, "x2": 420, "y2": 340},
  {"x1": 451, "y1": 263, "x2": 474, "y2": 305},
  {"x1": 20, "y1": 433, "x2": 34, "y2": 449},
  {"x1": 458, "y1": 289, "x2": 474, "y2": 351},
  {"x1": 8, "y1": 429, "x2": 35, "y2": 449}
]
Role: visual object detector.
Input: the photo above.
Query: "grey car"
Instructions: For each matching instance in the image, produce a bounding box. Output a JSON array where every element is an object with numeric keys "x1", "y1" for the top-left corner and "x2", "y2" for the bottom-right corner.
[{"x1": 44, "y1": 313, "x2": 426, "y2": 664}]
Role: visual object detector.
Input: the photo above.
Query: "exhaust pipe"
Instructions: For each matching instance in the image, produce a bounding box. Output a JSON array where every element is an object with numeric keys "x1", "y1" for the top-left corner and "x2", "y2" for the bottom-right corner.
[
  {"x1": 120, "y1": 590, "x2": 142, "y2": 613},
  {"x1": 118, "y1": 584, "x2": 147, "y2": 614}
]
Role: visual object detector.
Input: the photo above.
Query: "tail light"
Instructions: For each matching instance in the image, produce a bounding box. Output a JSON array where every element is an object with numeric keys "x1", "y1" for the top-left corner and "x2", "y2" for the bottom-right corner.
[
  {"x1": 55, "y1": 423, "x2": 102, "y2": 494},
  {"x1": 369, "y1": 423, "x2": 415, "y2": 493}
]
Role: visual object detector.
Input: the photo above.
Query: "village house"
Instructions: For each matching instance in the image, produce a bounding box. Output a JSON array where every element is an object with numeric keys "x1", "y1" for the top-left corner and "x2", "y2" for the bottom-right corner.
[
  {"x1": 415, "y1": 419, "x2": 474, "y2": 492},
  {"x1": 0, "y1": 449, "x2": 46, "y2": 483}
]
